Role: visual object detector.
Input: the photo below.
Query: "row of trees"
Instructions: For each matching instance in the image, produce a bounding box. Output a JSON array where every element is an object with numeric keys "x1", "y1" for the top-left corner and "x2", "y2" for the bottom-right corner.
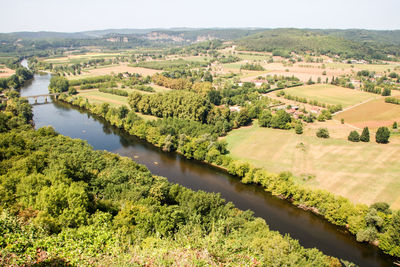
[
  {"x1": 277, "y1": 91, "x2": 343, "y2": 113},
  {"x1": 385, "y1": 97, "x2": 400, "y2": 105},
  {"x1": 98, "y1": 87, "x2": 128, "y2": 96},
  {"x1": 348, "y1": 127, "x2": 390, "y2": 144}
]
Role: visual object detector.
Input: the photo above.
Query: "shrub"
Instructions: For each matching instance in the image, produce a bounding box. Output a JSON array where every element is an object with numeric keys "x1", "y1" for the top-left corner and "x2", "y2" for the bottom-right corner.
[
  {"x1": 316, "y1": 128, "x2": 329, "y2": 138},
  {"x1": 295, "y1": 122, "x2": 303, "y2": 134},
  {"x1": 360, "y1": 127, "x2": 370, "y2": 142},
  {"x1": 375, "y1": 127, "x2": 390, "y2": 144},
  {"x1": 348, "y1": 131, "x2": 360, "y2": 142}
]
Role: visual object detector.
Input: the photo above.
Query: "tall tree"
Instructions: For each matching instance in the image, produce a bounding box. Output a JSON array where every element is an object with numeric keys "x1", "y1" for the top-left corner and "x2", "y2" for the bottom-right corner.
[
  {"x1": 375, "y1": 127, "x2": 390, "y2": 144},
  {"x1": 360, "y1": 127, "x2": 370, "y2": 142}
]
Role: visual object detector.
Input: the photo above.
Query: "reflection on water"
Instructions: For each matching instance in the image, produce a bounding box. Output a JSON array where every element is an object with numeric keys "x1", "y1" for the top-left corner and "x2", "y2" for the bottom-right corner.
[{"x1": 21, "y1": 74, "x2": 396, "y2": 267}]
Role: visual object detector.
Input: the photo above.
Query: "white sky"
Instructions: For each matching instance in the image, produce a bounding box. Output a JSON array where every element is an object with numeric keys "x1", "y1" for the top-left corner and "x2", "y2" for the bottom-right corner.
[{"x1": 1, "y1": 0, "x2": 399, "y2": 32}]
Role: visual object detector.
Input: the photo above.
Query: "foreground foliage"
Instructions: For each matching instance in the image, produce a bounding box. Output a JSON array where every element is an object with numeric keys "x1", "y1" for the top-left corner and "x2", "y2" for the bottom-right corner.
[{"x1": 0, "y1": 100, "x2": 340, "y2": 266}]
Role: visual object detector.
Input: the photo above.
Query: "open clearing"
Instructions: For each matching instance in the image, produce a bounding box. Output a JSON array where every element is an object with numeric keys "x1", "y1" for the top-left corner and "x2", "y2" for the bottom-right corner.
[
  {"x1": 239, "y1": 62, "x2": 352, "y2": 83},
  {"x1": 224, "y1": 121, "x2": 400, "y2": 209},
  {"x1": 0, "y1": 66, "x2": 15, "y2": 78},
  {"x1": 43, "y1": 52, "x2": 123, "y2": 64},
  {"x1": 281, "y1": 84, "x2": 378, "y2": 107},
  {"x1": 71, "y1": 64, "x2": 160, "y2": 79},
  {"x1": 326, "y1": 62, "x2": 400, "y2": 73},
  {"x1": 78, "y1": 90, "x2": 157, "y2": 121},
  {"x1": 335, "y1": 97, "x2": 400, "y2": 129}
]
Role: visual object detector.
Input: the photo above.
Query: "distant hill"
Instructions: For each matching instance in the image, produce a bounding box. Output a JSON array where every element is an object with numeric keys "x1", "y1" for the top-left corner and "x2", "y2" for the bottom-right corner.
[
  {"x1": 235, "y1": 28, "x2": 400, "y2": 60},
  {"x1": 0, "y1": 31, "x2": 91, "y2": 40},
  {"x1": 1, "y1": 28, "x2": 399, "y2": 60}
]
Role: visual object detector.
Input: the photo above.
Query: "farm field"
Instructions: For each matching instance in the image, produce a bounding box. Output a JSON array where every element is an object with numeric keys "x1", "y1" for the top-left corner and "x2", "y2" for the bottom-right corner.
[
  {"x1": 78, "y1": 90, "x2": 129, "y2": 106},
  {"x1": 240, "y1": 62, "x2": 352, "y2": 83},
  {"x1": 43, "y1": 52, "x2": 124, "y2": 64},
  {"x1": 224, "y1": 121, "x2": 400, "y2": 209},
  {"x1": 71, "y1": 64, "x2": 160, "y2": 78},
  {"x1": 77, "y1": 90, "x2": 157, "y2": 121},
  {"x1": 281, "y1": 84, "x2": 377, "y2": 107},
  {"x1": 326, "y1": 62, "x2": 400, "y2": 73},
  {"x1": 0, "y1": 65, "x2": 15, "y2": 77},
  {"x1": 335, "y1": 97, "x2": 400, "y2": 129}
]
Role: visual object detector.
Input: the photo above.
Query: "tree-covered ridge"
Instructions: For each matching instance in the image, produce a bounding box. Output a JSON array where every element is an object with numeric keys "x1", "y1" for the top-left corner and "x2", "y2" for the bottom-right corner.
[
  {"x1": 236, "y1": 28, "x2": 399, "y2": 60},
  {"x1": 0, "y1": 100, "x2": 339, "y2": 266}
]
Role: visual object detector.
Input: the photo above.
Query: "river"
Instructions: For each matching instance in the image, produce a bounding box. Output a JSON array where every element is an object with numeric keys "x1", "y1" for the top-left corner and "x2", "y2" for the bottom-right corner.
[{"x1": 19, "y1": 65, "x2": 397, "y2": 266}]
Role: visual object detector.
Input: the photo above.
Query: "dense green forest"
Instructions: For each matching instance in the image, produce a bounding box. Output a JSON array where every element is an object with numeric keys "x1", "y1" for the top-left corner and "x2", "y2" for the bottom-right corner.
[
  {"x1": 236, "y1": 28, "x2": 400, "y2": 60},
  {"x1": 0, "y1": 95, "x2": 342, "y2": 265}
]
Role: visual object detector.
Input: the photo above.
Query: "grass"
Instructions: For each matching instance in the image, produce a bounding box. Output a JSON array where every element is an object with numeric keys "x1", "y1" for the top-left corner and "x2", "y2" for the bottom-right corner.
[
  {"x1": 44, "y1": 53, "x2": 123, "y2": 64},
  {"x1": 335, "y1": 97, "x2": 400, "y2": 129},
  {"x1": 222, "y1": 62, "x2": 243, "y2": 70},
  {"x1": 236, "y1": 53, "x2": 270, "y2": 61},
  {"x1": 77, "y1": 91, "x2": 157, "y2": 121},
  {"x1": 134, "y1": 59, "x2": 208, "y2": 70},
  {"x1": 69, "y1": 64, "x2": 159, "y2": 79},
  {"x1": 282, "y1": 84, "x2": 377, "y2": 107},
  {"x1": 326, "y1": 62, "x2": 400, "y2": 73},
  {"x1": 224, "y1": 121, "x2": 400, "y2": 209}
]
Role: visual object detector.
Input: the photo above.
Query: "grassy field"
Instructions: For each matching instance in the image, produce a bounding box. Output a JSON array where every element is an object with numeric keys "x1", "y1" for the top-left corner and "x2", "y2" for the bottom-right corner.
[
  {"x1": 0, "y1": 65, "x2": 15, "y2": 78},
  {"x1": 44, "y1": 52, "x2": 124, "y2": 64},
  {"x1": 222, "y1": 62, "x2": 243, "y2": 70},
  {"x1": 78, "y1": 91, "x2": 157, "y2": 121},
  {"x1": 69, "y1": 64, "x2": 159, "y2": 79},
  {"x1": 335, "y1": 97, "x2": 400, "y2": 129},
  {"x1": 236, "y1": 53, "x2": 270, "y2": 61},
  {"x1": 224, "y1": 121, "x2": 400, "y2": 209},
  {"x1": 281, "y1": 84, "x2": 377, "y2": 107},
  {"x1": 326, "y1": 62, "x2": 400, "y2": 73}
]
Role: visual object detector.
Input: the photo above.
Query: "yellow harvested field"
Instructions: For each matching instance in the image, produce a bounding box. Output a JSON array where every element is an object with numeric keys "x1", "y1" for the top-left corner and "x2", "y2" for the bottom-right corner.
[
  {"x1": 0, "y1": 66, "x2": 15, "y2": 78},
  {"x1": 73, "y1": 64, "x2": 160, "y2": 78},
  {"x1": 224, "y1": 122, "x2": 400, "y2": 209},
  {"x1": 43, "y1": 52, "x2": 122, "y2": 63},
  {"x1": 282, "y1": 84, "x2": 377, "y2": 107},
  {"x1": 335, "y1": 97, "x2": 400, "y2": 129}
]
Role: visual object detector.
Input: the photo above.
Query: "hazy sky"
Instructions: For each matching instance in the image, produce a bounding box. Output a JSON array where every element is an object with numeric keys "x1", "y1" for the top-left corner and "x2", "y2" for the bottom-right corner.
[{"x1": 1, "y1": 0, "x2": 399, "y2": 32}]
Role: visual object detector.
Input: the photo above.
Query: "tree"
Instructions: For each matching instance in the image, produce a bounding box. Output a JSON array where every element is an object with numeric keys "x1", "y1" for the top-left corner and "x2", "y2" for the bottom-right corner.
[
  {"x1": 348, "y1": 131, "x2": 360, "y2": 142},
  {"x1": 360, "y1": 127, "x2": 370, "y2": 142},
  {"x1": 234, "y1": 108, "x2": 251, "y2": 127},
  {"x1": 271, "y1": 110, "x2": 292, "y2": 129},
  {"x1": 258, "y1": 110, "x2": 272, "y2": 127},
  {"x1": 375, "y1": 127, "x2": 390, "y2": 144},
  {"x1": 381, "y1": 88, "x2": 391, "y2": 96},
  {"x1": 49, "y1": 76, "x2": 69, "y2": 93},
  {"x1": 393, "y1": 121, "x2": 398, "y2": 129},
  {"x1": 295, "y1": 122, "x2": 303, "y2": 134},
  {"x1": 207, "y1": 89, "x2": 221, "y2": 105},
  {"x1": 316, "y1": 128, "x2": 329, "y2": 138}
]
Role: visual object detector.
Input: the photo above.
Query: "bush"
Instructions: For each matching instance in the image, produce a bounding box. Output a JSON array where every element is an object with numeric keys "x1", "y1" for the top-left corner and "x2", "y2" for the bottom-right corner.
[
  {"x1": 348, "y1": 131, "x2": 360, "y2": 142},
  {"x1": 375, "y1": 127, "x2": 390, "y2": 144},
  {"x1": 295, "y1": 122, "x2": 303, "y2": 134},
  {"x1": 316, "y1": 128, "x2": 329, "y2": 138},
  {"x1": 381, "y1": 88, "x2": 391, "y2": 96},
  {"x1": 360, "y1": 127, "x2": 370, "y2": 142}
]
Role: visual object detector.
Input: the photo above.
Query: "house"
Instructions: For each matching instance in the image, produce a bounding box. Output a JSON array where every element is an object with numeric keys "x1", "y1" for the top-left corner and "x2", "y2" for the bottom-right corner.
[{"x1": 229, "y1": 106, "x2": 241, "y2": 112}]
